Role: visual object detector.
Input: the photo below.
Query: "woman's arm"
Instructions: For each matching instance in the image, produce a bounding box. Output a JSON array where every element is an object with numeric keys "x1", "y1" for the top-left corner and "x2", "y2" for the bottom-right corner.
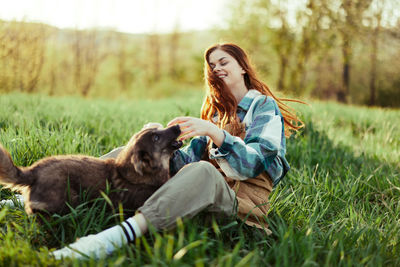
[
  {"x1": 167, "y1": 117, "x2": 223, "y2": 175},
  {"x1": 167, "y1": 97, "x2": 289, "y2": 184},
  {"x1": 209, "y1": 97, "x2": 289, "y2": 184},
  {"x1": 167, "y1": 117, "x2": 225, "y2": 146}
]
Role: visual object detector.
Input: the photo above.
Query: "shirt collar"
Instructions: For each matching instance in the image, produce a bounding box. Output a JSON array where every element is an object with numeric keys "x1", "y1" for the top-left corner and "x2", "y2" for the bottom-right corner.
[{"x1": 237, "y1": 89, "x2": 262, "y2": 111}]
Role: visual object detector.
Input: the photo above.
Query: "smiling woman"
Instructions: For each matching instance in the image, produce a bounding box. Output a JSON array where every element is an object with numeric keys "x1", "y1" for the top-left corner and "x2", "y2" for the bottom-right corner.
[
  {"x1": 48, "y1": 42, "x2": 305, "y2": 260},
  {"x1": 0, "y1": 0, "x2": 229, "y2": 33},
  {"x1": 208, "y1": 49, "x2": 247, "y2": 95}
]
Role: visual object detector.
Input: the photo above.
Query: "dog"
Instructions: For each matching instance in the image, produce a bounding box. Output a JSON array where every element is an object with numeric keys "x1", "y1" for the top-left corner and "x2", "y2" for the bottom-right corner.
[{"x1": 0, "y1": 124, "x2": 182, "y2": 216}]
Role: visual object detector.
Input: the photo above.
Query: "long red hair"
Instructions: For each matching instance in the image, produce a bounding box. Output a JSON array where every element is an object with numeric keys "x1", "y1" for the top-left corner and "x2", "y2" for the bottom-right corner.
[{"x1": 200, "y1": 43, "x2": 304, "y2": 137}]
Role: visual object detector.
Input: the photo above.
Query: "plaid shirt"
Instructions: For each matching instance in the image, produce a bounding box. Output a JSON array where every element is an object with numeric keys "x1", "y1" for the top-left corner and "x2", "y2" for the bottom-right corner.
[{"x1": 170, "y1": 90, "x2": 290, "y2": 187}]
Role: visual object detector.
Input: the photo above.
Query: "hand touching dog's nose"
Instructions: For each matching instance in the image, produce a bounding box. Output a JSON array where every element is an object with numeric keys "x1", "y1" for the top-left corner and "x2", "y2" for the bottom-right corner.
[{"x1": 167, "y1": 117, "x2": 224, "y2": 147}]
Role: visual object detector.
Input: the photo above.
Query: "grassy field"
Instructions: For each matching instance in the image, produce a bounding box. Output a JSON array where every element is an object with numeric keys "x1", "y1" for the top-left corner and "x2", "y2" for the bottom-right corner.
[{"x1": 0, "y1": 92, "x2": 399, "y2": 266}]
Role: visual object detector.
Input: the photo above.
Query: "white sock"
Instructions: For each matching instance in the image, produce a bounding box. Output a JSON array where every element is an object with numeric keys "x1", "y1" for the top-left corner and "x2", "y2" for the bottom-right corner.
[
  {"x1": 98, "y1": 217, "x2": 142, "y2": 251},
  {"x1": 121, "y1": 217, "x2": 142, "y2": 243},
  {"x1": 52, "y1": 217, "x2": 142, "y2": 259},
  {"x1": 0, "y1": 194, "x2": 24, "y2": 208}
]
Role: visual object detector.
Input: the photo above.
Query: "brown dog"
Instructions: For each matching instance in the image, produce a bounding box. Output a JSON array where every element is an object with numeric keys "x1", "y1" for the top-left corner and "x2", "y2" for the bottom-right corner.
[{"x1": 0, "y1": 124, "x2": 182, "y2": 216}]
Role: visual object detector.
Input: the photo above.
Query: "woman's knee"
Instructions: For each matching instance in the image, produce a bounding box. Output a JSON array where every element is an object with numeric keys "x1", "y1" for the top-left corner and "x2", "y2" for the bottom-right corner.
[
  {"x1": 191, "y1": 161, "x2": 221, "y2": 178},
  {"x1": 189, "y1": 161, "x2": 227, "y2": 190},
  {"x1": 194, "y1": 160, "x2": 217, "y2": 171},
  {"x1": 172, "y1": 161, "x2": 225, "y2": 189}
]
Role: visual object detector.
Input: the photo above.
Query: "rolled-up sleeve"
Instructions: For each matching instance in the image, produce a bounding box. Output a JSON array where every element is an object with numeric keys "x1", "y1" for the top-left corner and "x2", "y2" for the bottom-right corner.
[
  {"x1": 169, "y1": 135, "x2": 208, "y2": 176},
  {"x1": 209, "y1": 96, "x2": 289, "y2": 185}
]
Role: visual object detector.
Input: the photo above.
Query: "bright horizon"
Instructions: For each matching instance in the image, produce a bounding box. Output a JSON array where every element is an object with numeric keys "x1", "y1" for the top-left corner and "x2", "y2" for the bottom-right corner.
[
  {"x1": 0, "y1": 0, "x2": 231, "y2": 34},
  {"x1": 1, "y1": 0, "x2": 397, "y2": 34}
]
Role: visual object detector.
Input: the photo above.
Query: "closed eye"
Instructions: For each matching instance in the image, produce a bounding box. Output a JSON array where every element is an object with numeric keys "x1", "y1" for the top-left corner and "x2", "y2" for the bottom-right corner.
[{"x1": 209, "y1": 61, "x2": 228, "y2": 70}]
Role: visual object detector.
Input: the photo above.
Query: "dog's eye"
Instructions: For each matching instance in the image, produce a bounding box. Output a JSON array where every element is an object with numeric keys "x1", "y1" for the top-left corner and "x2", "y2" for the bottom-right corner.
[{"x1": 152, "y1": 134, "x2": 160, "y2": 142}]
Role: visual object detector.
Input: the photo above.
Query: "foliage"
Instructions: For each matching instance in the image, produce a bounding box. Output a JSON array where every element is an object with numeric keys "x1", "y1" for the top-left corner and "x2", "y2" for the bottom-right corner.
[
  {"x1": 221, "y1": 0, "x2": 400, "y2": 106},
  {"x1": 0, "y1": 93, "x2": 399, "y2": 266},
  {"x1": 1, "y1": 0, "x2": 400, "y2": 107}
]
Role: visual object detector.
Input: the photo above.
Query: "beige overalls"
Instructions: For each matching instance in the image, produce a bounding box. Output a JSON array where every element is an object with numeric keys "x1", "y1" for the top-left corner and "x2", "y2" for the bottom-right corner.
[{"x1": 206, "y1": 122, "x2": 273, "y2": 234}]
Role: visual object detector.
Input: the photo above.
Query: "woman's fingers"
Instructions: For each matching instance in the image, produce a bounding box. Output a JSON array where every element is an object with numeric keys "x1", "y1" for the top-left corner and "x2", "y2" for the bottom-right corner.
[
  {"x1": 179, "y1": 130, "x2": 196, "y2": 141},
  {"x1": 168, "y1": 116, "x2": 211, "y2": 140},
  {"x1": 178, "y1": 121, "x2": 193, "y2": 130},
  {"x1": 178, "y1": 124, "x2": 194, "y2": 140},
  {"x1": 167, "y1": 117, "x2": 190, "y2": 127}
]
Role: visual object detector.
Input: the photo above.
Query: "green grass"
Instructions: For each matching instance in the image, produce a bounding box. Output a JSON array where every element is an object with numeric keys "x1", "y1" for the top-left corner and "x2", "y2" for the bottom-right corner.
[{"x1": 0, "y1": 92, "x2": 399, "y2": 266}]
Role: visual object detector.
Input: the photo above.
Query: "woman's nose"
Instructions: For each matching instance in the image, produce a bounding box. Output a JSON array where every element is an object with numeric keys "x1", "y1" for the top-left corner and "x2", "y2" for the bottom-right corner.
[{"x1": 213, "y1": 65, "x2": 221, "y2": 72}]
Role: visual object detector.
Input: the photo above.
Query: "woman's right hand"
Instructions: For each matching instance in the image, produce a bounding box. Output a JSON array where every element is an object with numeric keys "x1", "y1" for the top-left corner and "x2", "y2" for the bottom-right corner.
[{"x1": 167, "y1": 117, "x2": 225, "y2": 147}]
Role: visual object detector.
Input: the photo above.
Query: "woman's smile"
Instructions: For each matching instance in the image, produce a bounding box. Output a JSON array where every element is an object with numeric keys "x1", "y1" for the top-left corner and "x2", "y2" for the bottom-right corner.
[{"x1": 217, "y1": 73, "x2": 227, "y2": 78}]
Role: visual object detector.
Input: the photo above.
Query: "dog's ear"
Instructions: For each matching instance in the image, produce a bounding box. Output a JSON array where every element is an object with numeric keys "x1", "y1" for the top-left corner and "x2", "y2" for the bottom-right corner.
[{"x1": 132, "y1": 150, "x2": 152, "y2": 176}]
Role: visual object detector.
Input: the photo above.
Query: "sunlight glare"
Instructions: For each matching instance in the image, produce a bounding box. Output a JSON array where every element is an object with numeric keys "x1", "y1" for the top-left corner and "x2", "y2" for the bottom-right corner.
[{"x1": 0, "y1": 0, "x2": 229, "y2": 33}]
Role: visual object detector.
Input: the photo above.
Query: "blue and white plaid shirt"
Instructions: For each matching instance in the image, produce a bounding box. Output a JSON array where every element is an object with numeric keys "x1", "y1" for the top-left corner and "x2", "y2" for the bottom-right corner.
[{"x1": 170, "y1": 89, "x2": 290, "y2": 187}]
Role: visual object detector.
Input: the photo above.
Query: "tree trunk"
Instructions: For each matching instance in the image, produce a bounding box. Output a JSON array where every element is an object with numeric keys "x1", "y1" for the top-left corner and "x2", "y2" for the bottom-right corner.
[
  {"x1": 169, "y1": 29, "x2": 180, "y2": 79},
  {"x1": 369, "y1": 13, "x2": 381, "y2": 106},
  {"x1": 278, "y1": 54, "x2": 288, "y2": 91},
  {"x1": 369, "y1": 29, "x2": 378, "y2": 106},
  {"x1": 117, "y1": 34, "x2": 128, "y2": 91},
  {"x1": 148, "y1": 34, "x2": 161, "y2": 83},
  {"x1": 339, "y1": 37, "x2": 351, "y2": 103}
]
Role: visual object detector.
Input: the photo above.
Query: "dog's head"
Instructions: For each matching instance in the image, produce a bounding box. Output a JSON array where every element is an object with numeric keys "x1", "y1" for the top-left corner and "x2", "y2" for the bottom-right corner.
[{"x1": 117, "y1": 124, "x2": 182, "y2": 184}]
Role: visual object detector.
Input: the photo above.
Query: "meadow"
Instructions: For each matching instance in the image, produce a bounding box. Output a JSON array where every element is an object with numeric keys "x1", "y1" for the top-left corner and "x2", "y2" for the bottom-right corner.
[{"x1": 0, "y1": 92, "x2": 399, "y2": 266}]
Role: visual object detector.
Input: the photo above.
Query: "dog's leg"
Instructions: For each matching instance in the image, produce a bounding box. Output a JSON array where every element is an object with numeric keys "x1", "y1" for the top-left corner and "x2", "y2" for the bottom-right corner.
[{"x1": 0, "y1": 194, "x2": 24, "y2": 208}]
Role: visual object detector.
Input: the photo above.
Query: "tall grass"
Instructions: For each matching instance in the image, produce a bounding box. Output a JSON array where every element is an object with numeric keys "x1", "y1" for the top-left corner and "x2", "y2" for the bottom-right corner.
[{"x1": 0, "y1": 92, "x2": 399, "y2": 266}]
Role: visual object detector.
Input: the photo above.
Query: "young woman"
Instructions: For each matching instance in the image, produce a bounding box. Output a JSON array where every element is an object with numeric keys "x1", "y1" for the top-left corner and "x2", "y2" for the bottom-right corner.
[{"x1": 51, "y1": 43, "x2": 303, "y2": 259}]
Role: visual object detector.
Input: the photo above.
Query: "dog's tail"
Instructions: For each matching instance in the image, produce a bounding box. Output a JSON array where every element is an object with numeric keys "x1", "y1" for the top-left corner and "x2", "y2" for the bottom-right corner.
[{"x1": 0, "y1": 144, "x2": 31, "y2": 188}]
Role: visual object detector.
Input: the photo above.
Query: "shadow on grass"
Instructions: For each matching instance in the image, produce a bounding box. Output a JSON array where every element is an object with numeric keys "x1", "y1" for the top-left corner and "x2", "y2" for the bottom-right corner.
[{"x1": 261, "y1": 121, "x2": 400, "y2": 265}]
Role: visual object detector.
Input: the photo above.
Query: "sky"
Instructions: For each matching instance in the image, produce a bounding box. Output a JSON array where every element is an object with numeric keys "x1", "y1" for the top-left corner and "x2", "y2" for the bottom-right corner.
[
  {"x1": 0, "y1": 0, "x2": 231, "y2": 33},
  {"x1": 1, "y1": 0, "x2": 397, "y2": 34}
]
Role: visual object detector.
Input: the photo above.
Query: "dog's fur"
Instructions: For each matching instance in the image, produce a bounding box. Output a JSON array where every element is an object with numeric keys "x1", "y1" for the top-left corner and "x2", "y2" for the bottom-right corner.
[{"x1": 0, "y1": 124, "x2": 182, "y2": 216}]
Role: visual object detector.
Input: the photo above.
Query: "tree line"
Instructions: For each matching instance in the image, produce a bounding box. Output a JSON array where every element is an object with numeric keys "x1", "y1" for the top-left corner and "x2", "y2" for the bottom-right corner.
[
  {"x1": 0, "y1": 20, "x2": 207, "y2": 99},
  {"x1": 222, "y1": 0, "x2": 400, "y2": 107},
  {"x1": 0, "y1": 0, "x2": 399, "y2": 107}
]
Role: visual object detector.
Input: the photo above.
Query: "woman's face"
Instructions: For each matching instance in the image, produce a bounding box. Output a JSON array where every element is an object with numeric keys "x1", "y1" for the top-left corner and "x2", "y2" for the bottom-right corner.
[{"x1": 208, "y1": 49, "x2": 245, "y2": 88}]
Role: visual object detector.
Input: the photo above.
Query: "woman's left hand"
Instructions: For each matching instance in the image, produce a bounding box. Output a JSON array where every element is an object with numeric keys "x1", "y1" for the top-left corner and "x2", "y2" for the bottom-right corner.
[{"x1": 167, "y1": 117, "x2": 225, "y2": 146}]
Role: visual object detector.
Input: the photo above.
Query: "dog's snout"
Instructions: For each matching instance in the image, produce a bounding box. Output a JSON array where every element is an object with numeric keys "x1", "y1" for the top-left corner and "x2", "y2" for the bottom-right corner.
[
  {"x1": 171, "y1": 125, "x2": 181, "y2": 135},
  {"x1": 171, "y1": 140, "x2": 183, "y2": 149},
  {"x1": 165, "y1": 125, "x2": 182, "y2": 150}
]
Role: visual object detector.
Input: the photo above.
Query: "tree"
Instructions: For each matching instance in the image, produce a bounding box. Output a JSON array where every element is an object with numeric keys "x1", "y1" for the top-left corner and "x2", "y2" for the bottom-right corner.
[
  {"x1": 168, "y1": 22, "x2": 181, "y2": 79},
  {"x1": 116, "y1": 32, "x2": 130, "y2": 91},
  {"x1": 147, "y1": 33, "x2": 161, "y2": 83},
  {"x1": 0, "y1": 21, "x2": 46, "y2": 93},
  {"x1": 368, "y1": 1, "x2": 384, "y2": 106},
  {"x1": 290, "y1": 0, "x2": 326, "y2": 95},
  {"x1": 72, "y1": 29, "x2": 109, "y2": 96},
  {"x1": 334, "y1": 0, "x2": 373, "y2": 102},
  {"x1": 271, "y1": 1, "x2": 295, "y2": 92}
]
